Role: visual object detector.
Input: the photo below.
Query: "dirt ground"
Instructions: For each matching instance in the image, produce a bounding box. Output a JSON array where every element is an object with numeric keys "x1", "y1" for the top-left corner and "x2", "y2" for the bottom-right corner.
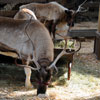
[{"x1": 0, "y1": 22, "x2": 100, "y2": 100}]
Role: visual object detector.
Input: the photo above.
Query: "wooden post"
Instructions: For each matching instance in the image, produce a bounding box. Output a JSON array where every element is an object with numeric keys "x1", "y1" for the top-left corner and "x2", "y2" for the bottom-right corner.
[
  {"x1": 94, "y1": 5, "x2": 100, "y2": 60},
  {"x1": 67, "y1": 63, "x2": 71, "y2": 80},
  {"x1": 98, "y1": 5, "x2": 100, "y2": 32}
]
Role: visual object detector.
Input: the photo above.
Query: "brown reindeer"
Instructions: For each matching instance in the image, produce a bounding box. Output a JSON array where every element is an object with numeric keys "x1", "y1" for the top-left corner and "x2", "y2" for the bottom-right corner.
[
  {"x1": 0, "y1": 16, "x2": 54, "y2": 95},
  {"x1": 18, "y1": 2, "x2": 75, "y2": 39},
  {"x1": 19, "y1": 1, "x2": 88, "y2": 39}
]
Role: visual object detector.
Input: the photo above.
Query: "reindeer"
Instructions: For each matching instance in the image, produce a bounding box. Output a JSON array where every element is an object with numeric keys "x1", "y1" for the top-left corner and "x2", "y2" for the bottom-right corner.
[
  {"x1": 18, "y1": 2, "x2": 75, "y2": 39},
  {"x1": 0, "y1": 16, "x2": 54, "y2": 95},
  {"x1": 19, "y1": 1, "x2": 88, "y2": 39}
]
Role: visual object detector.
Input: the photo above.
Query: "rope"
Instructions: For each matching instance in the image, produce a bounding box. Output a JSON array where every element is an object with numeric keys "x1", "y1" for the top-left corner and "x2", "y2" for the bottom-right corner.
[{"x1": 32, "y1": 79, "x2": 51, "y2": 86}]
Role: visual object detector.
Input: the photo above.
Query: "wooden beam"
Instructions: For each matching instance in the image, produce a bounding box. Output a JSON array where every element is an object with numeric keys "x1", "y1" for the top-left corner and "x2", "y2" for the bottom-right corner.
[
  {"x1": 0, "y1": 10, "x2": 17, "y2": 17},
  {"x1": 80, "y1": 12, "x2": 98, "y2": 18},
  {"x1": 68, "y1": 29, "x2": 97, "y2": 38},
  {"x1": 0, "y1": 0, "x2": 46, "y2": 4}
]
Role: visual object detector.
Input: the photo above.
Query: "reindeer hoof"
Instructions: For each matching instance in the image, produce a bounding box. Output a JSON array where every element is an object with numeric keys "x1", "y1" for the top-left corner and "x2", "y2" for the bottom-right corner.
[
  {"x1": 38, "y1": 94, "x2": 49, "y2": 98},
  {"x1": 25, "y1": 83, "x2": 33, "y2": 89}
]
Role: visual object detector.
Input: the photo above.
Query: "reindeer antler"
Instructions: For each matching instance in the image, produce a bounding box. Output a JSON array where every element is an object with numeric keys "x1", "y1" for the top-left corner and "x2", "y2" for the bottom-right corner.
[
  {"x1": 48, "y1": 40, "x2": 81, "y2": 71},
  {"x1": 76, "y1": 0, "x2": 88, "y2": 13},
  {"x1": 47, "y1": 49, "x2": 67, "y2": 70},
  {"x1": 15, "y1": 57, "x2": 40, "y2": 71}
]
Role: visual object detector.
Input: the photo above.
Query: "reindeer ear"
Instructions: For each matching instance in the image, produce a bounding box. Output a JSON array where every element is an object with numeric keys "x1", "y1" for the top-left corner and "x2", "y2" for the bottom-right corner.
[
  {"x1": 65, "y1": 10, "x2": 71, "y2": 15},
  {"x1": 65, "y1": 10, "x2": 72, "y2": 20},
  {"x1": 65, "y1": 10, "x2": 75, "y2": 17}
]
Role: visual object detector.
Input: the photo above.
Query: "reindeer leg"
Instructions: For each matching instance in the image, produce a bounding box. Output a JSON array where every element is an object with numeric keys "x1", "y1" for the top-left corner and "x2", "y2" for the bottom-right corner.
[
  {"x1": 51, "y1": 21, "x2": 57, "y2": 40},
  {"x1": 23, "y1": 57, "x2": 33, "y2": 89},
  {"x1": 24, "y1": 67, "x2": 33, "y2": 89}
]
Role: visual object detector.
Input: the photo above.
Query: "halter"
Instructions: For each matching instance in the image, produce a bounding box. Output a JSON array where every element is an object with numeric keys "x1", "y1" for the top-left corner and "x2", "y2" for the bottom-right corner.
[{"x1": 37, "y1": 81, "x2": 50, "y2": 86}]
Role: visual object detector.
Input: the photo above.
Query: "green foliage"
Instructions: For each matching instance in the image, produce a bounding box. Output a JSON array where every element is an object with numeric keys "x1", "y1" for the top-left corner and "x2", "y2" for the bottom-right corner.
[{"x1": 54, "y1": 40, "x2": 75, "y2": 49}]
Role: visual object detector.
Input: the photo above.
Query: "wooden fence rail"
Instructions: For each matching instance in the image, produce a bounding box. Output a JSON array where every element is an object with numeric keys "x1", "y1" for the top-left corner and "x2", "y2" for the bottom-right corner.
[{"x1": 0, "y1": 10, "x2": 17, "y2": 17}]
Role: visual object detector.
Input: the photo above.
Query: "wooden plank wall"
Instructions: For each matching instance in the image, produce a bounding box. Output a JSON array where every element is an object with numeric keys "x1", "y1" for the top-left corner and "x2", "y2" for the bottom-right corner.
[
  {"x1": 0, "y1": 0, "x2": 47, "y2": 4},
  {"x1": 98, "y1": 5, "x2": 100, "y2": 32}
]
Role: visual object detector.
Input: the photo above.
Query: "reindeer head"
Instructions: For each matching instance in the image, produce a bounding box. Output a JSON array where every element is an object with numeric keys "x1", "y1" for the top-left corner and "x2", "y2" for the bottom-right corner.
[
  {"x1": 64, "y1": 0, "x2": 88, "y2": 28},
  {"x1": 36, "y1": 68, "x2": 52, "y2": 95},
  {"x1": 28, "y1": 57, "x2": 52, "y2": 95},
  {"x1": 64, "y1": 9, "x2": 75, "y2": 27},
  {"x1": 35, "y1": 58, "x2": 52, "y2": 95}
]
